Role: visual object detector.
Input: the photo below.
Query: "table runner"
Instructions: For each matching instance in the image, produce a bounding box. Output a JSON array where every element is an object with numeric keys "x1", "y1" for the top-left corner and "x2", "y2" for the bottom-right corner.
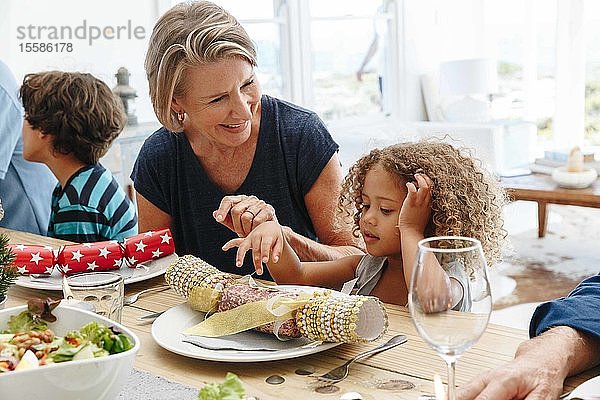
[{"x1": 118, "y1": 368, "x2": 199, "y2": 399}]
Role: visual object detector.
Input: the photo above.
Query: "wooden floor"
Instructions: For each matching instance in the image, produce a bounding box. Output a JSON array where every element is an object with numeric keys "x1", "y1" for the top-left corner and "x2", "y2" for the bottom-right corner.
[{"x1": 491, "y1": 201, "x2": 600, "y2": 329}]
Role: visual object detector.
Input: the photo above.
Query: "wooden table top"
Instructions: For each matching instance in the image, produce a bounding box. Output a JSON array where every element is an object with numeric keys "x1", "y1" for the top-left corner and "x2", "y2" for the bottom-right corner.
[
  {"x1": 502, "y1": 173, "x2": 600, "y2": 206},
  {"x1": 3, "y1": 228, "x2": 598, "y2": 399}
]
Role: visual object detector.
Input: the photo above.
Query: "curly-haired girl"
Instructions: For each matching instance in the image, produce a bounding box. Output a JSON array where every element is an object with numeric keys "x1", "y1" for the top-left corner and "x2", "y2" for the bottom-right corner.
[{"x1": 223, "y1": 139, "x2": 507, "y2": 305}]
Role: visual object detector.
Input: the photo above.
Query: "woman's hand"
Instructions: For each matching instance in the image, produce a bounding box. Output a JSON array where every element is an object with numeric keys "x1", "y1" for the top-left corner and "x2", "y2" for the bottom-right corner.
[
  {"x1": 222, "y1": 221, "x2": 284, "y2": 275},
  {"x1": 213, "y1": 195, "x2": 277, "y2": 237},
  {"x1": 398, "y1": 172, "x2": 433, "y2": 235}
]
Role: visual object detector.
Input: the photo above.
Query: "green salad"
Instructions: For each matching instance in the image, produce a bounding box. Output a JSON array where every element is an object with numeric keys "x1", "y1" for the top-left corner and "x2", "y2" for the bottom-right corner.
[
  {"x1": 0, "y1": 299, "x2": 134, "y2": 373},
  {"x1": 198, "y1": 373, "x2": 245, "y2": 400}
]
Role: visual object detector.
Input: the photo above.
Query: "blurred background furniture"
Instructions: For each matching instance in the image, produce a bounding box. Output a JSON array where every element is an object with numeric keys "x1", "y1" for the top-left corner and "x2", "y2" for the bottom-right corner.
[
  {"x1": 502, "y1": 173, "x2": 600, "y2": 237},
  {"x1": 438, "y1": 58, "x2": 498, "y2": 123},
  {"x1": 331, "y1": 119, "x2": 537, "y2": 175}
]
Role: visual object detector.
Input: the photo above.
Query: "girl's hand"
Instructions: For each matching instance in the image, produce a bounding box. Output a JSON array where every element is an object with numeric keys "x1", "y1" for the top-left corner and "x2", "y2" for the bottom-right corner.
[
  {"x1": 213, "y1": 195, "x2": 278, "y2": 237},
  {"x1": 398, "y1": 173, "x2": 433, "y2": 235},
  {"x1": 222, "y1": 221, "x2": 284, "y2": 275}
]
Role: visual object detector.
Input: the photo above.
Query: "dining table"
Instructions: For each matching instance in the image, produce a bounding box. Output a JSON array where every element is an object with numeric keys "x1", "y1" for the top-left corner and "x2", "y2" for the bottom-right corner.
[{"x1": 3, "y1": 227, "x2": 599, "y2": 400}]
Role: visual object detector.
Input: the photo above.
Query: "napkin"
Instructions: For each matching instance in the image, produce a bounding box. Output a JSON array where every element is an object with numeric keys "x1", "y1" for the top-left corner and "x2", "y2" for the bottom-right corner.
[
  {"x1": 183, "y1": 330, "x2": 312, "y2": 351},
  {"x1": 566, "y1": 375, "x2": 600, "y2": 399}
]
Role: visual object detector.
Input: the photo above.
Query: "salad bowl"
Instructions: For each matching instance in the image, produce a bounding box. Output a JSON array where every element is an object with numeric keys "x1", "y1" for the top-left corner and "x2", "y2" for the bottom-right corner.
[{"x1": 0, "y1": 304, "x2": 140, "y2": 400}]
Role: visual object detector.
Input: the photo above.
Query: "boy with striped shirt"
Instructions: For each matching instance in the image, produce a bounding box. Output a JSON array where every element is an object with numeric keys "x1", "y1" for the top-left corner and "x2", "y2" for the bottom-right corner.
[{"x1": 19, "y1": 71, "x2": 137, "y2": 243}]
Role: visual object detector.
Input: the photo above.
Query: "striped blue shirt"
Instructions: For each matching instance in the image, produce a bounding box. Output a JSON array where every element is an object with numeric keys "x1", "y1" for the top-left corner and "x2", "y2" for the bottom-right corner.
[{"x1": 48, "y1": 164, "x2": 138, "y2": 242}]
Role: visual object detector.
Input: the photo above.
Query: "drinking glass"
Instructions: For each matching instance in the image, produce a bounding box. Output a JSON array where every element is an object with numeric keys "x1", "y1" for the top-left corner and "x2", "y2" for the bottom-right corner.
[
  {"x1": 63, "y1": 272, "x2": 125, "y2": 323},
  {"x1": 408, "y1": 236, "x2": 492, "y2": 400}
]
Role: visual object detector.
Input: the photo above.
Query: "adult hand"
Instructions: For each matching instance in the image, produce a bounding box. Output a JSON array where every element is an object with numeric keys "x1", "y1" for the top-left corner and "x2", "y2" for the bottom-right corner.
[
  {"x1": 398, "y1": 172, "x2": 432, "y2": 234},
  {"x1": 222, "y1": 221, "x2": 284, "y2": 275},
  {"x1": 457, "y1": 359, "x2": 563, "y2": 399},
  {"x1": 457, "y1": 335, "x2": 567, "y2": 400},
  {"x1": 213, "y1": 195, "x2": 277, "y2": 237}
]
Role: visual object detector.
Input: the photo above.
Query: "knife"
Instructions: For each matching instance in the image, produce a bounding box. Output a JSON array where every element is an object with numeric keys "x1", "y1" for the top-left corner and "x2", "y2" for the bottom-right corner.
[{"x1": 138, "y1": 310, "x2": 165, "y2": 320}]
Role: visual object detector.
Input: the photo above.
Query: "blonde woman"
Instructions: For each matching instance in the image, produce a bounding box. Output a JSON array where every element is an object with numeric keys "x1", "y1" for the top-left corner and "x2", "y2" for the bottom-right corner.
[{"x1": 132, "y1": 1, "x2": 362, "y2": 277}]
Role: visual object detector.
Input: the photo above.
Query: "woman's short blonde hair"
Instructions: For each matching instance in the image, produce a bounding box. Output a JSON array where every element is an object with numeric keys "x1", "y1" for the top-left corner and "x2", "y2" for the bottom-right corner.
[{"x1": 145, "y1": 1, "x2": 257, "y2": 131}]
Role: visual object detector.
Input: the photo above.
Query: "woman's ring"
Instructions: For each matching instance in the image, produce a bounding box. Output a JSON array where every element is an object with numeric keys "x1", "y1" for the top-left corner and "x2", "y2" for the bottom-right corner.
[{"x1": 243, "y1": 209, "x2": 256, "y2": 218}]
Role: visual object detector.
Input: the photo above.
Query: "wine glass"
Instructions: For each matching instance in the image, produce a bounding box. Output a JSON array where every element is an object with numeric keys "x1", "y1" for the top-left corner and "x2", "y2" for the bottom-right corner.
[{"x1": 408, "y1": 236, "x2": 492, "y2": 400}]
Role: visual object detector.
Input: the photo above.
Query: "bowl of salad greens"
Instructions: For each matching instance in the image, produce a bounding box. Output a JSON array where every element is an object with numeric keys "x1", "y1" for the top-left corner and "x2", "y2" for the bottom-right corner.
[{"x1": 0, "y1": 299, "x2": 139, "y2": 400}]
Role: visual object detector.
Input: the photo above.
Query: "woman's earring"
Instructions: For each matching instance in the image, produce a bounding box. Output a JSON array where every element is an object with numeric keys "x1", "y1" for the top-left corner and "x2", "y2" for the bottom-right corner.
[{"x1": 177, "y1": 111, "x2": 185, "y2": 122}]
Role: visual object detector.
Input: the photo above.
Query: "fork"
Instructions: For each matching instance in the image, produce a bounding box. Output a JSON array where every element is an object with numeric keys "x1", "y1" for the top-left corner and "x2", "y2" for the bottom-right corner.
[
  {"x1": 123, "y1": 285, "x2": 170, "y2": 306},
  {"x1": 317, "y1": 334, "x2": 408, "y2": 382}
]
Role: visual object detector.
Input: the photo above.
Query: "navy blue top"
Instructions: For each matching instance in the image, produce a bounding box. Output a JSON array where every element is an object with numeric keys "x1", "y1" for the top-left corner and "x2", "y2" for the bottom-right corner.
[
  {"x1": 530, "y1": 273, "x2": 600, "y2": 340},
  {"x1": 131, "y1": 95, "x2": 338, "y2": 277}
]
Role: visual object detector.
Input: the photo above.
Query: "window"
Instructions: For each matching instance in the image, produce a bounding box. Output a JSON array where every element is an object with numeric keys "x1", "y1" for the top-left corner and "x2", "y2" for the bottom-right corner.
[
  {"x1": 2, "y1": 0, "x2": 156, "y2": 123},
  {"x1": 175, "y1": 0, "x2": 400, "y2": 121},
  {"x1": 484, "y1": 0, "x2": 557, "y2": 143},
  {"x1": 306, "y1": 0, "x2": 394, "y2": 119},
  {"x1": 585, "y1": 0, "x2": 600, "y2": 145},
  {"x1": 207, "y1": 1, "x2": 285, "y2": 99},
  {"x1": 243, "y1": 23, "x2": 284, "y2": 99}
]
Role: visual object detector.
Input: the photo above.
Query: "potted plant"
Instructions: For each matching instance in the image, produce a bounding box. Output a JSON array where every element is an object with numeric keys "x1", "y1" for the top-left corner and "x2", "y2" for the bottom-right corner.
[{"x1": 0, "y1": 233, "x2": 17, "y2": 309}]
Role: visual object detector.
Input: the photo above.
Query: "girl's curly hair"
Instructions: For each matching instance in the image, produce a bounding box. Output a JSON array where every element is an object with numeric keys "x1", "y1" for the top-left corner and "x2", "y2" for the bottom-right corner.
[{"x1": 338, "y1": 139, "x2": 508, "y2": 266}]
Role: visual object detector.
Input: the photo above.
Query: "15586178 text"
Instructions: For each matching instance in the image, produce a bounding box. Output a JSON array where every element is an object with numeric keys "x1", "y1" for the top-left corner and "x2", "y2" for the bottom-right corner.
[{"x1": 19, "y1": 42, "x2": 73, "y2": 53}]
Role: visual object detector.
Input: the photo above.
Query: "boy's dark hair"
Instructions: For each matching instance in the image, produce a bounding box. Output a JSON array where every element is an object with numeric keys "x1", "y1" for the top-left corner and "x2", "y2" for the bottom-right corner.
[{"x1": 20, "y1": 71, "x2": 126, "y2": 164}]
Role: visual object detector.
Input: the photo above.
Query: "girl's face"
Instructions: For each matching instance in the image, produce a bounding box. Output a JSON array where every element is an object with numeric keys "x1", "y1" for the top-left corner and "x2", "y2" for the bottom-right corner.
[
  {"x1": 172, "y1": 57, "x2": 262, "y2": 148},
  {"x1": 359, "y1": 165, "x2": 407, "y2": 258}
]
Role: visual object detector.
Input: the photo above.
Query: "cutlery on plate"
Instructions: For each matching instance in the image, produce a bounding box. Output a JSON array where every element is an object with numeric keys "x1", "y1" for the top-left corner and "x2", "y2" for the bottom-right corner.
[
  {"x1": 317, "y1": 334, "x2": 408, "y2": 383},
  {"x1": 138, "y1": 310, "x2": 165, "y2": 320},
  {"x1": 182, "y1": 338, "x2": 280, "y2": 351},
  {"x1": 123, "y1": 285, "x2": 170, "y2": 306}
]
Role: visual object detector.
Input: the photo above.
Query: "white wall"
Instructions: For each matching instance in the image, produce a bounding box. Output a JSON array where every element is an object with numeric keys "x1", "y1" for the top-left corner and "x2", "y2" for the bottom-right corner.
[
  {"x1": 398, "y1": 0, "x2": 489, "y2": 121},
  {"x1": 0, "y1": 0, "x2": 159, "y2": 123}
]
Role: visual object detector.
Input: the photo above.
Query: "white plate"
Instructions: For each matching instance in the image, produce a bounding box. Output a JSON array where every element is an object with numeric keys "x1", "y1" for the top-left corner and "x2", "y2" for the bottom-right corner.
[
  {"x1": 567, "y1": 374, "x2": 600, "y2": 399},
  {"x1": 151, "y1": 286, "x2": 341, "y2": 362},
  {"x1": 16, "y1": 253, "x2": 179, "y2": 291}
]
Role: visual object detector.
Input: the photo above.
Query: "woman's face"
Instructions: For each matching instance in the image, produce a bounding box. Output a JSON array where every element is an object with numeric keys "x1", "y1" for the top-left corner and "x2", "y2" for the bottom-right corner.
[{"x1": 173, "y1": 57, "x2": 261, "y2": 148}]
